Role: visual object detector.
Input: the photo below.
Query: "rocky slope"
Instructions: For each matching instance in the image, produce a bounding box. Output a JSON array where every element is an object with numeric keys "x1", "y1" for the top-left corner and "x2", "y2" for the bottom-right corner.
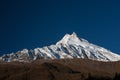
[{"x1": 0, "y1": 59, "x2": 120, "y2": 80}]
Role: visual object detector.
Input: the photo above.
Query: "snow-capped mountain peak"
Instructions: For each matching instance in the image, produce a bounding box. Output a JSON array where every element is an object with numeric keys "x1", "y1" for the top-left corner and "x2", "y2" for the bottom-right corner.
[
  {"x1": 1, "y1": 32, "x2": 120, "y2": 62},
  {"x1": 56, "y1": 32, "x2": 84, "y2": 45}
]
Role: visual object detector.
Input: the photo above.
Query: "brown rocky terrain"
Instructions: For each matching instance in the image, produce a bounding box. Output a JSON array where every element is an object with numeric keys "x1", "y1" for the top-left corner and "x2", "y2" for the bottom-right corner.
[{"x1": 0, "y1": 59, "x2": 120, "y2": 80}]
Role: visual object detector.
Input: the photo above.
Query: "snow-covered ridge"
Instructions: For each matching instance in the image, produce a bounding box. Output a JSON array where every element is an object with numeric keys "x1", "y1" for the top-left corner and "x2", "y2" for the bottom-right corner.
[{"x1": 1, "y1": 32, "x2": 120, "y2": 62}]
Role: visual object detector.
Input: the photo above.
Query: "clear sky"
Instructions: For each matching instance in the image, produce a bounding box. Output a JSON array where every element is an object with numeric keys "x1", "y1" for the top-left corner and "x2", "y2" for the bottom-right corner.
[{"x1": 0, "y1": 0, "x2": 120, "y2": 55}]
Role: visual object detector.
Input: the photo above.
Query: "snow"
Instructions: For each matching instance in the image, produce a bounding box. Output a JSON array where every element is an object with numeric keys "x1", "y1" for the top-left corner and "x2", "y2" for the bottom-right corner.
[
  {"x1": 1, "y1": 32, "x2": 120, "y2": 62},
  {"x1": 21, "y1": 49, "x2": 28, "y2": 54}
]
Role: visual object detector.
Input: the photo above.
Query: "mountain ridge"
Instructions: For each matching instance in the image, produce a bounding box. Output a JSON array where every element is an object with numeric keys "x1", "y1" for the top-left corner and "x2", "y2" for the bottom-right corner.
[{"x1": 0, "y1": 32, "x2": 120, "y2": 62}]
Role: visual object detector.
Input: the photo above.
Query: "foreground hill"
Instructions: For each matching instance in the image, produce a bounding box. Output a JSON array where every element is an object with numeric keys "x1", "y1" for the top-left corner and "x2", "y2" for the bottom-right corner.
[{"x1": 0, "y1": 59, "x2": 120, "y2": 80}]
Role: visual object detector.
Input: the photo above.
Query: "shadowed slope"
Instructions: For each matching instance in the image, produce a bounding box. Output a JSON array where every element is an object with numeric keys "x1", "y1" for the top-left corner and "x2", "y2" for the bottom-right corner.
[{"x1": 0, "y1": 59, "x2": 120, "y2": 80}]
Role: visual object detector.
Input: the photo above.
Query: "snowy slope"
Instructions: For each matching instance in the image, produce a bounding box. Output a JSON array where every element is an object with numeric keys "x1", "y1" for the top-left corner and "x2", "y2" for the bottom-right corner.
[{"x1": 1, "y1": 32, "x2": 120, "y2": 62}]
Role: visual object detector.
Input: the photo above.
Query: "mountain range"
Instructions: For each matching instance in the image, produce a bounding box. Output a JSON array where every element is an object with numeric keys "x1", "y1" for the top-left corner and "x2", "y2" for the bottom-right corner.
[{"x1": 0, "y1": 32, "x2": 120, "y2": 62}]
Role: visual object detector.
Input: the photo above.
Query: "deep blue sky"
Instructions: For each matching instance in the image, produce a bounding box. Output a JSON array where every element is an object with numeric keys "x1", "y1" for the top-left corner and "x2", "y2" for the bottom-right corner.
[{"x1": 0, "y1": 0, "x2": 120, "y2": 55}]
